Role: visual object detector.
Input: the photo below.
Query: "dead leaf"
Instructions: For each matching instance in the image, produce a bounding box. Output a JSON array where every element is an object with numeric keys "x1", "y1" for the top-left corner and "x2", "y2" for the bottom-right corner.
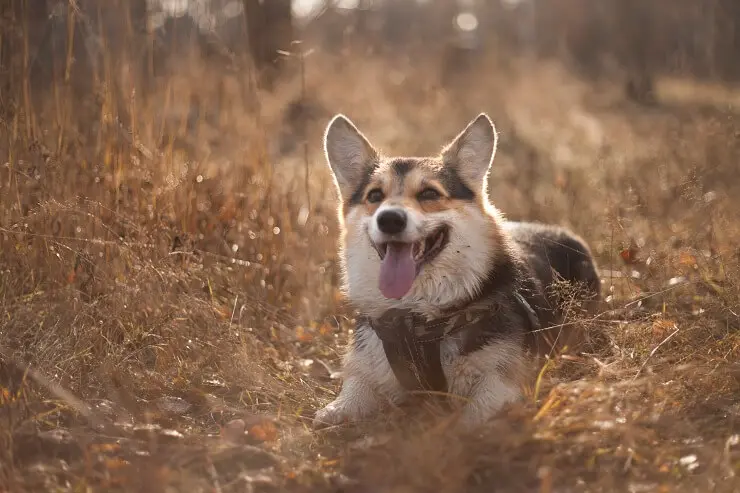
[
  {"x1": 679, "y1": 251, "x2": 697, "y2": 267},
  {"x1": 295, "y1": 325, "x2": 313, "y2": 342},
  {"x1": 214, "y1": 305, "x2": 231, "y2": 320},
  {"x1": 221, "y1": 418, "x2": 246, "y2": 444},
  {"x1": 104, "y1": 458, "x2": 129, "y2": 470},
  {"x1": 89, "y1": 442, "x2": 121, "y2": 454},
  {"x1": 248, "y1": 419, "x2": 278, "y2": 443},
  {"x1": 652, "y1": 319, "x2": 678, "y2": 340},
  {"x1": 320, "y1": 458, "x2": 340, "y2": 469},
  {"x1": 155, "y1": 396, "x2": 191, "y2": 415},
  {"x1": 620, "y1": 246, "x2": 638, "y2": 264},
  {"x1": 318, "y1": 323, "x2": 334, "y2": 336},
  {"x1": 160, "y1": 429, "x2": 184, "y2": 440}
]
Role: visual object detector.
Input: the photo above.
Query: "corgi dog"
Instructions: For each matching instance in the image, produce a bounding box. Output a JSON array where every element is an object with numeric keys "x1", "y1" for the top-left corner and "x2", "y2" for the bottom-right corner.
[{"x1": 314, "y1": 113, "x2": 601, "y2": 430}]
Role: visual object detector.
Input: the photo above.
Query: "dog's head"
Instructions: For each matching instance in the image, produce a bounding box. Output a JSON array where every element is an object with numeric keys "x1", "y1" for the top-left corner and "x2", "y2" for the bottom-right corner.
[{"x1": 324, "y1": 114, "x2": 504, "y2": 313}]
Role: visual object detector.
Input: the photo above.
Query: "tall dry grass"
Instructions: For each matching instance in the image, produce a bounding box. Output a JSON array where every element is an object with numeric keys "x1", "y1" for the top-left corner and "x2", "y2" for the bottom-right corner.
[{"x1": 1, "y1": 3, "x2": 739, "y2": 492}]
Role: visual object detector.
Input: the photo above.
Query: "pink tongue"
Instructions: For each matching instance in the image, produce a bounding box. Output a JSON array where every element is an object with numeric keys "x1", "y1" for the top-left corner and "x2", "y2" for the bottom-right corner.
[{"x1": 379, "y1": 243, "x2": 417, "y2": 299}]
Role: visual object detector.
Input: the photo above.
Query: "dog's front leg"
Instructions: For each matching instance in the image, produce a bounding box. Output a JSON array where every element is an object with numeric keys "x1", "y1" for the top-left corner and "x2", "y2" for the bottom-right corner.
[
  {"x1": 445, "y1": 339, "x2": 526, "y2": 431},
  {"x1": 455, "y1": 373, "x2": 522, "y2": 430},
  {"x1": 313, "y1": 325, "x2": 405, "y2": 428}
]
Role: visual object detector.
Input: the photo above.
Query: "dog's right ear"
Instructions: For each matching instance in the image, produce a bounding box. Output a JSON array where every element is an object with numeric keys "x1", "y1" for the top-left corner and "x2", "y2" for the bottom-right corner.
[{"x1": 324, "y1": 114, "x2": 379, "y2": 201}]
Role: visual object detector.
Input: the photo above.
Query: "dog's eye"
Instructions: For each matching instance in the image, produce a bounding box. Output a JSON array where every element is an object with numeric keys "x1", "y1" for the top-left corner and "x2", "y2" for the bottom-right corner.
[
  {"x1": 418, "y1": 188, "x2": 442, "y2": 201},
  {"x1": 366, "y1": 189, "x2": 385, "y2": 203}
]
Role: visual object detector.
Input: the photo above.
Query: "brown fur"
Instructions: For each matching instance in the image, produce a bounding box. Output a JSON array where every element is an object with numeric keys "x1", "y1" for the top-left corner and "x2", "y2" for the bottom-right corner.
[{"x1": 351, "y1": 163, "x2": 465, "y2": 217}]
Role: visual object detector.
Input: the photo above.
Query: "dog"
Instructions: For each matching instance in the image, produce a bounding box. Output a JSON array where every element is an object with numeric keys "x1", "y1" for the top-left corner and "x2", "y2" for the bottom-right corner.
[{"x1": 313, "y1": 113, "x2": 601, "y2": 430}]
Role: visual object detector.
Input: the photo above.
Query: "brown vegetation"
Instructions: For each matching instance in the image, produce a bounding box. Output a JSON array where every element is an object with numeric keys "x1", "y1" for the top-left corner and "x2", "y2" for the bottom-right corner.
[{"x1": 1, "y1": 1, "x2": 739, "y2": 492}]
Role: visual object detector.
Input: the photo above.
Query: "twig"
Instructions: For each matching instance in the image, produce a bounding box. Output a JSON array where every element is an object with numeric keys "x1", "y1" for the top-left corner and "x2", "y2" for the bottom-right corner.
[
  {"x1": 229, "y1": 294, "x2": 239, "y2": 328},
  {"x1": 0, "y1": 345, "x2": 115, "y2": 434},
  {"x1": 205, "y1": 455, "x2": 224, "y2": 493},
  {"x1": 631, "y1": 327, "x2": 680, "y2": 381}
]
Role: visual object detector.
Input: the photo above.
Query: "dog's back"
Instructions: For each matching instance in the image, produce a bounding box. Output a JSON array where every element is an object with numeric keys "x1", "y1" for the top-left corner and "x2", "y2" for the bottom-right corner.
[{"x1": 504, "y1": 221, "x2": 601, "y2": 355}]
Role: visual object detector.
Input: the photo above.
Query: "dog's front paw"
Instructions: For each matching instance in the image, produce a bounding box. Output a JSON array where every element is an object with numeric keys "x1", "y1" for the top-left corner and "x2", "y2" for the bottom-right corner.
[{"x1": 312, "y1": 400, "x2": 355, "y2": 429}]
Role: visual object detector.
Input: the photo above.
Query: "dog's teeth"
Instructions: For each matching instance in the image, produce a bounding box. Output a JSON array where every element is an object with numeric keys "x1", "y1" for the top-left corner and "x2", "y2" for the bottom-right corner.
[
  {"x1": 413, "y1": 241, "x2": 425, "y2": 260},
  {"x1": 432, "y1": 232, "x2": 444, "y2": 250}
]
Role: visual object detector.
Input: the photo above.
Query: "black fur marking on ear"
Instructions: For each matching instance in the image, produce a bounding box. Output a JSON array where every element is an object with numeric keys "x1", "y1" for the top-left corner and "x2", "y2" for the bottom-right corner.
[
  {"x1": 347, "y1": 167, "x2": 375, "y2": 206},
  {"x1": 438, "y1": 166, "x2": 475, "y2": 201}
]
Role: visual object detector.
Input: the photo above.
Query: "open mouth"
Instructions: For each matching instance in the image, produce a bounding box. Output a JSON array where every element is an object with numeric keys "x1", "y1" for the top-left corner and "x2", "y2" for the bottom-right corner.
[{"x1": 372, "y1": 225, "x2": 450, "y2": 300}]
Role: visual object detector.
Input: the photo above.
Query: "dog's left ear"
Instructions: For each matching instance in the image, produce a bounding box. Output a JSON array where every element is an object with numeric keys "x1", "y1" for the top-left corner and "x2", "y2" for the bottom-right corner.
[{"x1": 441, "y1": 113, "x2": 498, "y2": 190}]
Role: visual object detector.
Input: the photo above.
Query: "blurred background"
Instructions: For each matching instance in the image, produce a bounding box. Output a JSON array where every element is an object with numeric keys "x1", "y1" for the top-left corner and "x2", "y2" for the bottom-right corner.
[
  {"x1": 1, "y1": 2, "x2": 740, "y2": 491},
  {"x1": 3, "y1": 0, "x2": 739, "y2": 297},
  {"x1": 10, "y1": 0, "x2": 740, "y2": 97}
]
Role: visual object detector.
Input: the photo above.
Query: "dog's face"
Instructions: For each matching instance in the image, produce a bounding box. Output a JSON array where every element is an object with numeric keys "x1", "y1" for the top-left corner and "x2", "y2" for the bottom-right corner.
[{"x1": 324, "y1": 114, "x2": 503, "y2": 313}]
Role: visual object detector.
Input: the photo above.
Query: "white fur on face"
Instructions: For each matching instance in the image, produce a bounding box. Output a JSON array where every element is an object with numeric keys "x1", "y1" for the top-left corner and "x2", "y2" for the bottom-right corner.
[
  {"x1": 341, "y1": 202, "x2": 498, "y2": 318},
  {"x1": 368, "y1": 203, "x2": 426, "y2": 245}
]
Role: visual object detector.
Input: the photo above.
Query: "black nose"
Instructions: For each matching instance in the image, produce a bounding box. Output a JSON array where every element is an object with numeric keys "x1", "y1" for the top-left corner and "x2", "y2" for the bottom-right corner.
[{"x1": 377, "y1": 209, "x2": 407, "y2": 235}]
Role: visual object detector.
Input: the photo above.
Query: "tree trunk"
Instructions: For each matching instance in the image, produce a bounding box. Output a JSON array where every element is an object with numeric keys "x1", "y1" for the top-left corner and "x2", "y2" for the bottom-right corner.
[
  {"x1": 23, "y1": 0, "x2": 51, "y2": 95},
  {"x1": 617, "y1": 0, "x2": 657, "y2": 104},
  {"x1": 714, "y1": 0, "x2": 740, "y2": 81},
  {"x1": 243, "y1": 0, "x2": 293, "y2": 88}
]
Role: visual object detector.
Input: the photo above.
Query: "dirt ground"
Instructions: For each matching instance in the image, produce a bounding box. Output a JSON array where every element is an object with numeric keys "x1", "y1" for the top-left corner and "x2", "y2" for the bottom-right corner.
[{"x1": 1, "y1": 33, "x2": 740, "y2": 493}]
